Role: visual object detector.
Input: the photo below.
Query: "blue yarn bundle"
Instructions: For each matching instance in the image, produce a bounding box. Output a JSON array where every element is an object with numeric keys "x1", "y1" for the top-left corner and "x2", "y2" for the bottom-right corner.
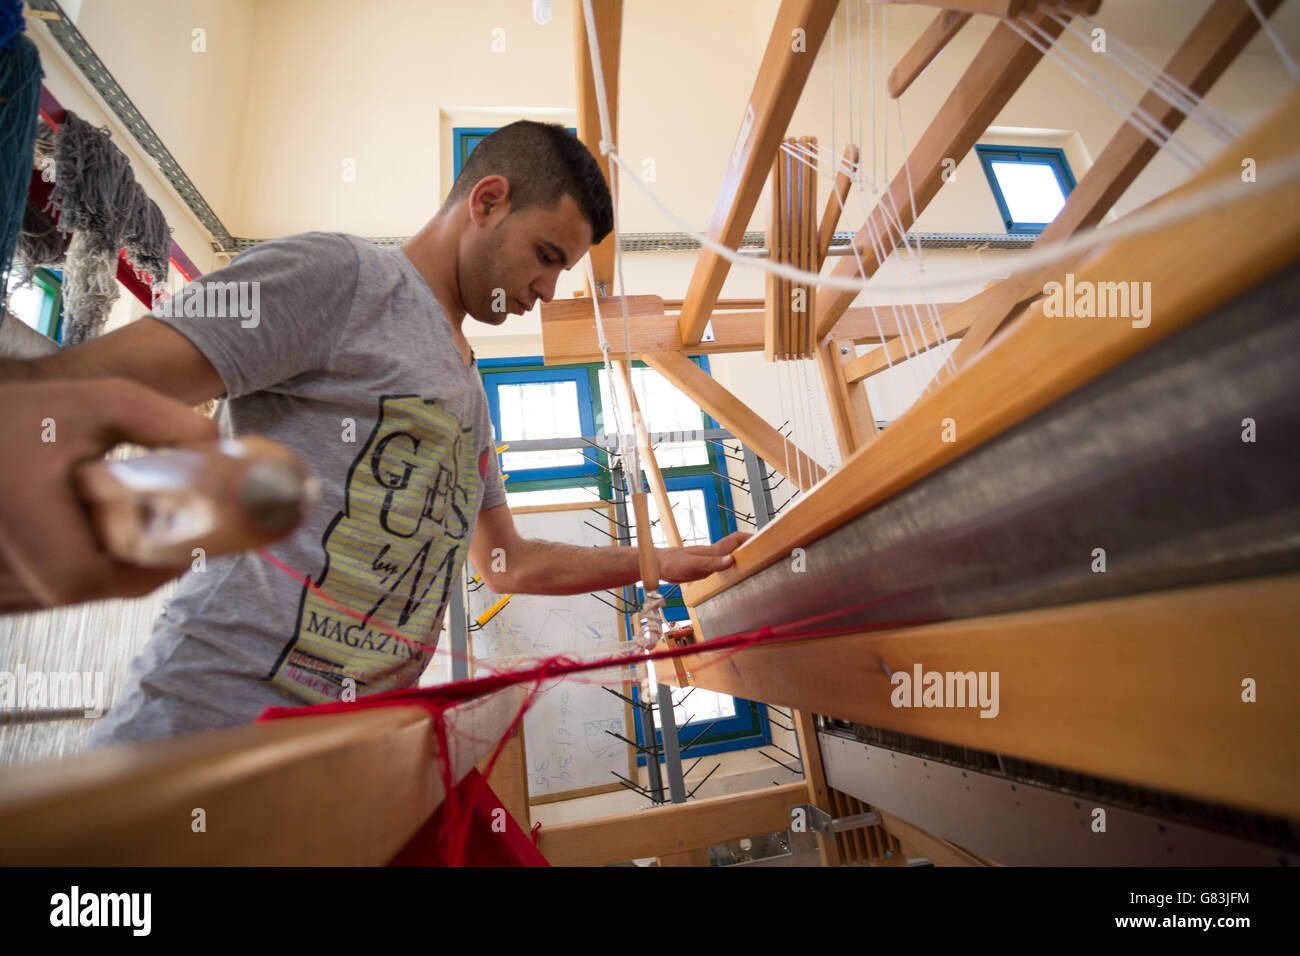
[{"x1": 0, "y1": 0, "x2": 42, "y2": 323}]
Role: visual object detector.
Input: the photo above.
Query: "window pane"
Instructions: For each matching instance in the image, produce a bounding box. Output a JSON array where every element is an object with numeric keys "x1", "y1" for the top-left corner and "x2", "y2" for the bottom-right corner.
[
  {"x1": 629, "y1": 488, "x2": 712, "y2": 549},
  {"x1": 991, "y1": 160, "x2": 1067, "y2": 224},
  {"x1": 5, "y1": 275, "x2": 46, "y2": 332},
  {"x1": 497, "y1": 380, "x2": 585, "y2": 472},
  {"x1": 652, "y1": 684, "x2": 736, "y2": 729},
  {"x1": 505, "y1": 486, "x2": 600, "y2": 507},
  {"x1": 598, "y1": 367, "x2": 710, "y2": 467}
]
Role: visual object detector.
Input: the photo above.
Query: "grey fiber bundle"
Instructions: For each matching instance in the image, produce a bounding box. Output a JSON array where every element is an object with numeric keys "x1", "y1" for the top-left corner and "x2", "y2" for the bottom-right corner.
[{"x1": 48, "y1": 110, "x2": 170, "y2": 344}]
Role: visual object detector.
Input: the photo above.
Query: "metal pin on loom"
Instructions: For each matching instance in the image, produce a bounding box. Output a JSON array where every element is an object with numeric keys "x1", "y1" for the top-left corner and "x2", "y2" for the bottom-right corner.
[
  {"x1": 685, "y1": 763, "x2": 721, "y2": 799},
  {"x1": 709, "y1": 470, "x2": 749, "y2": 491},
  {"x1": 583, "y1": 519, "x2": 619, "y2": 540},
  {"x1": 601, "y1": 685, "x2": 652, "y2": 712},
  {"x1": 604, "y1": 728, "x2": 661, "y2": 756},
  {"x1": 757, "y1": 750, "x2": 802, "y2": 776}
]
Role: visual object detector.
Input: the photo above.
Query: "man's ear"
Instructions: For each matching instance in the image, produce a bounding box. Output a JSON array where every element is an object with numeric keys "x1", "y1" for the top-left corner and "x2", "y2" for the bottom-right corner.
[{"x1": 468, "y1": 175, "x2": 511, "y2": 226}]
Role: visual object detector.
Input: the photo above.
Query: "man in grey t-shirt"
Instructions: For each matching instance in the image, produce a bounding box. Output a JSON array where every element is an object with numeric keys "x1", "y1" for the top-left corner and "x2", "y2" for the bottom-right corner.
[{"x1": 8, "y1": 122, "x2": 746, "y2": 745}]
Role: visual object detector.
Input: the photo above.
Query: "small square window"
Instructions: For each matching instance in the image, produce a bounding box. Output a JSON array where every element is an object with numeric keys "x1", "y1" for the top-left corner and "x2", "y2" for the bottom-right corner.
[
  {"x1": 976, "y1": 145, "x2": 1076, "y2": 234},
  {"x1": 597, "y1": 366, "x2": 710, "y2": 468}
]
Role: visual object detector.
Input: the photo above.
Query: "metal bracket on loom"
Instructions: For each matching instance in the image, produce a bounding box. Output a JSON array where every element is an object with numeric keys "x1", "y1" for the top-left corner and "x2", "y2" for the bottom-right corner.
[{"x1": 791, "y1": 804, "x2": 883, "y2": 839}]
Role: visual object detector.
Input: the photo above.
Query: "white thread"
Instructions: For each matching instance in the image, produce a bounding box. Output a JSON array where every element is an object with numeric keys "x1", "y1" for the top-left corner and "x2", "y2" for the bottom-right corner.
[
  {"x1": 1245, "y1": 0, "x2": 1300, "y2": 84},
  {"x1": 1052, "y1": 8, "x2": 1241, "y2": 144},
  {"x1": 1006, "y1": 17, "x2": 1204, "y2": 172}
]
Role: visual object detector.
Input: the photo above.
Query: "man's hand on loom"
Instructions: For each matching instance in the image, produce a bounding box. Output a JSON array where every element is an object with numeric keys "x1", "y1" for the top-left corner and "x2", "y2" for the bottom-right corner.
[
  {"x1": 0, "y1": 378, "x2": 218, "y2": 612},
  {"x1": 657, "y1": 531, "x2": 751, "y2": 584}
]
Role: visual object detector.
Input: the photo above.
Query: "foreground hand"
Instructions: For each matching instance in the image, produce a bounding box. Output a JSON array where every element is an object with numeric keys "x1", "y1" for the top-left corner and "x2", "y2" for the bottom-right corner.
[
  {"x1": 657, "y1": 530, "x2": 752, "y2": 584},
  {"x1": 0, "y1": 378, "x2": 218, "y2": 612}
]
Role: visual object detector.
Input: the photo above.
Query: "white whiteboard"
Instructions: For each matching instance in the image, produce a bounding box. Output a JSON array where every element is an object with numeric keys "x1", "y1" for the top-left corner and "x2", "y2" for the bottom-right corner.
[{"x1": 465, "y1": 506, "x2": 635, "y2": 799}]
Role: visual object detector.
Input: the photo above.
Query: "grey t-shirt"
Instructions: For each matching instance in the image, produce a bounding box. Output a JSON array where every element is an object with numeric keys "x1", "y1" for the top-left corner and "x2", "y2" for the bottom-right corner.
[{"x1": 89, "y1": 232, "x2": 506, "y2": 746}]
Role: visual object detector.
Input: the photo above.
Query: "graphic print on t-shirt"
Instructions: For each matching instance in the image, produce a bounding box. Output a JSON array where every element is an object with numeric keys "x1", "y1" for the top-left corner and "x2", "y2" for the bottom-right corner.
[{"x1": 268, "y1": 394, "x2": 482, "y2": 703}]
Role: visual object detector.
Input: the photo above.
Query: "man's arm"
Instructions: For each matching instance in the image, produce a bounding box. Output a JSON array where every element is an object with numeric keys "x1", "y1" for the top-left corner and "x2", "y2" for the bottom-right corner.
[
  {"x1": 0, "y1": 316, "x2": 226, "y2": 405},
  {"x1": 0, "y1": 378, "x2": 219, "y2": 610},
  {"x1": 468, "y1": 502, "x2": 748, "y2": 595}
]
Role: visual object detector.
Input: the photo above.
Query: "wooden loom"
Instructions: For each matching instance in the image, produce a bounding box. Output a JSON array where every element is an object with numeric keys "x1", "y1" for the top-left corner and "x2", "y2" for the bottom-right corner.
[
  {"x1": 536, "y1": 0, "x2": 1300, "y2": 865},
  {"x1": 1, "y1": 0, "x2": 1297, "y2": 867}
]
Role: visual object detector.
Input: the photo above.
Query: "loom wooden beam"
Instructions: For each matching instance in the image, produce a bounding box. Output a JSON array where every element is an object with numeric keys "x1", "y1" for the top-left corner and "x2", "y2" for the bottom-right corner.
[
  {"x1": 677, "y1": 0, "x2": 840, "y2": 346},
  {"x1": 879, "y1": 810, "x2": 990, "y2": 866},
  {"x1": 537, "y1": 782, "x2": 806, "y2": 865},
  {"x1": 888, "y1": 9, "x2": 972, "y2": 99},
  {"x1": 573, "y1": 0, "x2": 623, "y2": 293},
  {"x1": 610, "y1": 359, "x2": 683, "y2": 549},
  {"x1": 886, "y1": 0, "x2": 1099, "y2": 13},
  {"x1": 642, "y1": 349, "x2": 826, "y2": 491},
  {"x1": 610, "y1": 358, "x2": 688, "y2": 682},
  {"x1": 681, "y1": 573, "x2": 1300, "y2": 819},
  {"x1": 815, "y1": 337, "x2": 877, "y2": 459},
  {"x1": 683, "y1": 93, "x2": 1300, "y2": 605},
  {"x1": 943, "y1": 0, "x2": 1283, "y2": 377},
  {"x1": 663, "y1": 297, "x2": 765, "y2": 310},
  {"x1": 540, "y1": 295, "x2": 960, "y2": 363},
  {"x1": 793, "y1": 708, "x2": 843, "y2": 866},
  {"x1": 844, "y1": 298, "x2": 981, "y2": 383},
  {"x1": 813, "y1": 10, "x2": 1072, "y2": 341},
  {"x1": 0, "y1": 688, "x2": 526, "y2": 865},
  {"x1": 818, "y1": 144, "x2": 859, "y2": 262}
]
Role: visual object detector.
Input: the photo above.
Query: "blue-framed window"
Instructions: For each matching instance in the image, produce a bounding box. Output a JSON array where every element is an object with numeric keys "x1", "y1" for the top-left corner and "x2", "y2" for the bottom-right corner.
[
  {"x1": 975, "y1": 145, "x2": 1076, "y2": 234},
  {"x1": 479, "y1": 356, "x2": 770, "y2": 759},
  {"x1": 454, "y1": 126, "x2": 580, "y2": 179},
  {"x1": 4, "y1": 267, "x2": 63, "y2": 342}
]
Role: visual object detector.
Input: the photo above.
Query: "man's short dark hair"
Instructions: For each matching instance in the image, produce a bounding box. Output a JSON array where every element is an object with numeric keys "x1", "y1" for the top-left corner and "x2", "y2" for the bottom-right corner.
[{"x1": 445, "y1": 121, "x2": 613, "y2": 245}]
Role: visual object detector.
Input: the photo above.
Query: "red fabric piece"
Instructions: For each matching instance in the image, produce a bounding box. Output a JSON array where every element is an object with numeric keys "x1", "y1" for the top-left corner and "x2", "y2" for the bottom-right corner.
[{"x1": 387, "y1": 769, "x2": 549, "y2": 867}]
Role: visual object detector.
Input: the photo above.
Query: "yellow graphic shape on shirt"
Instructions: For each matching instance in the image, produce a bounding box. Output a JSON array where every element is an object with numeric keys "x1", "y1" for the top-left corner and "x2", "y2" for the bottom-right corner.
[{"x1": 270, "y1": 394, "x2": 480, "y2": 703}]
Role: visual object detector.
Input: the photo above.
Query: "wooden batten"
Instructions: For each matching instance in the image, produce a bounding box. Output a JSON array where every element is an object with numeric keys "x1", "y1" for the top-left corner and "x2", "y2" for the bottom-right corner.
[
  {"x1": 642, "y1": 349, "x2": 827, "y2": 491},
  {"x1": 887, "y1": 9, "x2": 972, "y2": 99},
  {"x1": 537, "y1": 782, "x2": 806, "y2": 865},
  {"x1": 816, "y1": 336, "x2": 877, "y2": 459},
  {"x1": 541, "y1": 295, "x2": 960, "y2": 364},
  {"x1": 681, "y1": 574, "x2": 1300, "y2": 819}
]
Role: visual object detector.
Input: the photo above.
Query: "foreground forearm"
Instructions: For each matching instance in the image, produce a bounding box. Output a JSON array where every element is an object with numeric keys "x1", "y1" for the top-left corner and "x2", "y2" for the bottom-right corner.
[{"x1": 493, "y1": 539, "x2": 644, "y2": 595}]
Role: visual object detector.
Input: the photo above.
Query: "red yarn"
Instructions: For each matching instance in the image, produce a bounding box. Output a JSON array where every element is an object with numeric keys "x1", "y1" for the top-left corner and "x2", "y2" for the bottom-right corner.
[{"x1": 254, "y1": 546, "x2": 938, "y2": 866}]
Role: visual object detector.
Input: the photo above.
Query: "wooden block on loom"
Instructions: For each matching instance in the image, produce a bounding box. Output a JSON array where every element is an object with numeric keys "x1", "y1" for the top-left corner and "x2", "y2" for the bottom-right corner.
[{"x1": 540, "y1": 294, "x2": 667, "y2": 364}]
